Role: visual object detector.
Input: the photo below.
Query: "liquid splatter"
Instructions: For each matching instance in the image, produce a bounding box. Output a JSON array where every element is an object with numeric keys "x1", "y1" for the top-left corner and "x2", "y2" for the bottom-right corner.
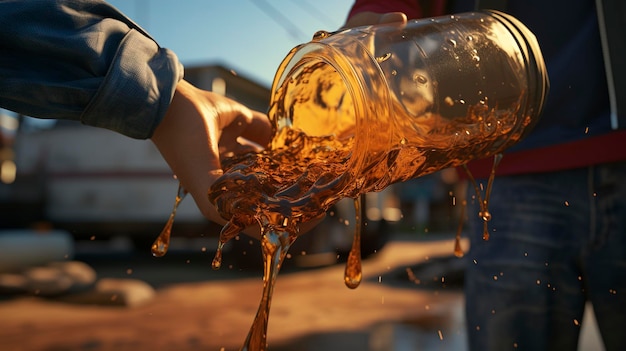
[{"x1": 152, "y1": 184, "x2": 186, "y2": 257}]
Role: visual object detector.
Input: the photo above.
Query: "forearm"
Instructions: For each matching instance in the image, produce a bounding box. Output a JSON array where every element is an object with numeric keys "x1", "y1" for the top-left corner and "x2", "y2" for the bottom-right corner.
[{"x1": 0, "y1": 0, "x2": 183, "y2": 139}]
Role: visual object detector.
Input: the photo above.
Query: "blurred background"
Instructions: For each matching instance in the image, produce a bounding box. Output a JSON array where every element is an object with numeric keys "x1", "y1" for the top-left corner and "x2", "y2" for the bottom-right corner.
[
  {"x1": 0, "y1": 0, "x2": 464, "y2": 264},
  {"x1": 0, "y1": 2, "x2": 605, "y2": 350},
  {"x1": 108, "y1": 0, "x2": 355, "y2": 88}
]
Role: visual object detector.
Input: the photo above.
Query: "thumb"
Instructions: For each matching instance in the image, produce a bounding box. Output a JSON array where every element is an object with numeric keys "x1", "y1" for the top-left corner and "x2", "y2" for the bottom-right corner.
[{"x1": 378, "y1": 12, "x2": 408, "y2": 25}]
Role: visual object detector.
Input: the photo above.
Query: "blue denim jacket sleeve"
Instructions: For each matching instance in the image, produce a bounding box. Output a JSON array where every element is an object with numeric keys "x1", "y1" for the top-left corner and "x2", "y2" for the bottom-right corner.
[{"x1": 0, "y1": 0, "x2": 184, "y2": 139}]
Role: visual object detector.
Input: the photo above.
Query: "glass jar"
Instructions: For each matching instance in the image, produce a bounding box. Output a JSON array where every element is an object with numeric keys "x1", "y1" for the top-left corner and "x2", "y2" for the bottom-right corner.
[{"x1": 268, "y1": 10, "x2": 549, "y2": 195}]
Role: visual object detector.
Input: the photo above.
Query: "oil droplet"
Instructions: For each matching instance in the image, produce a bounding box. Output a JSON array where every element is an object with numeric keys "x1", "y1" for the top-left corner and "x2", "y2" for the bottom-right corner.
[
  {"x1": 406, "y1": 267, "x2": 421, "y2": 285},
  {"x1": 151, "y1": 233, "x2": 170, "y2": 257},
  {"x1": 479, "y1": 211, "x2": 492, "y2": 222},
  {"x1": 376, "y1": 52, "x2": 392, "y2": 63},
  {"x1": 413, "y1": 73, "x2": 428, "y2": 85},
  {"x1": 444, "y1": 96, "x2": 454, "y2": 106},
  {"x1": 448, "y1": 38, "x2": 457, "y2": 47},
  {"x1": 212, "y1": 242, "x2": 224, "y2": 270},
  {"x1": 312, "y1": 30, "x2": 330, "y2": 40},
  {"x1": 482, "y1": 229, "x2": 490, "y2": 241},
  {"x1": 454, "y1": 199, "x2": 466, "y2": 258}
]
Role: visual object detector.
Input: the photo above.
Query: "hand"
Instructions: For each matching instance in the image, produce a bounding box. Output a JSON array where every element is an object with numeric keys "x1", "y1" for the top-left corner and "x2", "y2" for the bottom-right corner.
[
  {"x1": 342, "y1": 11, "x2": 407, "y2": 29},
  {"x1": 151, "y1": 80, "x2": 272, "y2": 235}
]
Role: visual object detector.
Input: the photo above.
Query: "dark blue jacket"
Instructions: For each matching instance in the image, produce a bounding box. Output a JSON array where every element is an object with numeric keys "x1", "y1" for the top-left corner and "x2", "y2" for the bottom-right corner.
[
  {"x1": 454, "y1": 0, "x2": 624, "y2": 152},
  {"x1": 347, "y1": 0, "x2": 626, "y2": 175}
]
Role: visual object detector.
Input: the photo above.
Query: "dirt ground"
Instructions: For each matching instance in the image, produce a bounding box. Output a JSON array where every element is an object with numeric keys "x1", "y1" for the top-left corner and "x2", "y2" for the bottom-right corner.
[{"x1": 0, "y1": 235, "x2": 469, "y2": 351}]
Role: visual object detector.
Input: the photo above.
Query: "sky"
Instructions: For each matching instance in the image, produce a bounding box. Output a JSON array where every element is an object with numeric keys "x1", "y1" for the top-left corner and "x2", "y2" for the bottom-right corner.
[
  {"x1": 106, "y1": 0, "x2": 355, "y2": 88},
  {"x1": 0, "y1": 1, "x2": 355, "y2": 132}
]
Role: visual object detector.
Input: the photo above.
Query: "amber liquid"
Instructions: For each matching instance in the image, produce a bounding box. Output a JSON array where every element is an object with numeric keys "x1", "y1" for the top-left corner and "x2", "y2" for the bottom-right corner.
[
  {"x1": 206, "y1": 101, "x2": 522, "y2": 350},
  {"x1": 154, "y1": 45, "x2": 530, "y2": 350}
]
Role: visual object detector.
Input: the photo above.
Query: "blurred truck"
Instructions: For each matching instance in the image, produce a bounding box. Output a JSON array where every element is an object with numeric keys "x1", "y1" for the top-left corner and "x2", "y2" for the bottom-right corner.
[{"x1": 1, "y1": 65, "x2": 399, "y2": 263}]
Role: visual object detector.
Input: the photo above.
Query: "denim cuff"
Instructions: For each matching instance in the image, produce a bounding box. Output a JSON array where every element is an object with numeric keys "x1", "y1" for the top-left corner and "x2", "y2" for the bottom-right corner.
[{"x1": 80, "y1": 29, "x2": 184, "y2": 139}]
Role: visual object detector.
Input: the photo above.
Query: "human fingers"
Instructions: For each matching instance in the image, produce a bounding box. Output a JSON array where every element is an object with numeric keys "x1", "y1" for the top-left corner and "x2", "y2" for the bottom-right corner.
[
  {"x1": 240, "y1": 110, "x2": 272, "y2": 147},
  {"x1": 378, "y1": 12, "x2": 407, "y2": 25},
  {"x1": 342, "y1": 11, "x2": 407, "y2": 29},
  {"x1": 219, "y1": 109, "x2": 272, "y2": 157}
]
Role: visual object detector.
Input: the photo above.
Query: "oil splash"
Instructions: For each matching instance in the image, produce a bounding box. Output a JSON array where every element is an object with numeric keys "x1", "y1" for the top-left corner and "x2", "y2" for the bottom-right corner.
[{"x1": 156, "y1": 39, "x2": 528, "y2": 350}]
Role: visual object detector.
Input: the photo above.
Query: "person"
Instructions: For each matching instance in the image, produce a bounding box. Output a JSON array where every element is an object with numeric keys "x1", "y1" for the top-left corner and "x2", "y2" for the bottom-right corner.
[
  {"x1": 345, "y1": 1, "x2": 626, "y2": 350},
  {"x1": 0, "y1": 0, "x2": 273, "y2": 234}
]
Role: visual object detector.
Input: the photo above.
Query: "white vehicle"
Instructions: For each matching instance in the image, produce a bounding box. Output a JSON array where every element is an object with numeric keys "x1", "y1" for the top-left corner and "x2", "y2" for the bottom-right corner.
[
  {"x1": 3, "y1": 65, "x2": 399, "y2": 264},
  {"x1": 12, "y1": 119, "x2": 209, "y2": 239},
  {"x1": 9, "y1": 117, "x2": 397, "y2": 264}
]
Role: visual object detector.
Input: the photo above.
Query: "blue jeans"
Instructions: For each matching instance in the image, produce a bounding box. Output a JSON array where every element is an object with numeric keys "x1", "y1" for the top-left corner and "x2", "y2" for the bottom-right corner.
[{"x1": 465, "y1": 161, "x2": 626, "y2": 351}]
